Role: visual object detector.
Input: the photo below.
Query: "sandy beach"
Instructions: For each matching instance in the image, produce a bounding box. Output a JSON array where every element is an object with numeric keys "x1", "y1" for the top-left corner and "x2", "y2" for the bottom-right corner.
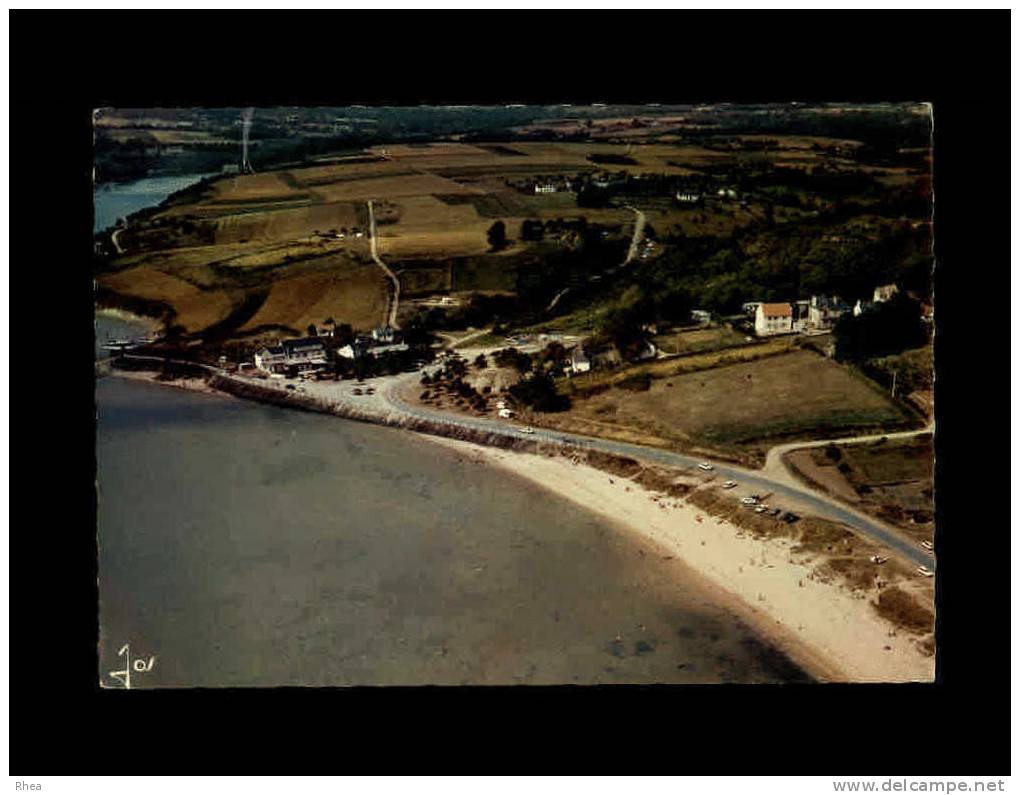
[{"x1": 426, "y1": 435, "x2": 935, "y2": 683}]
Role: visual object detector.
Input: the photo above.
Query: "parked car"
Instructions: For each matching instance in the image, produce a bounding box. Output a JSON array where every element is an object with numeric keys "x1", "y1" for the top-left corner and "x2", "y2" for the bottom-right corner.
[
  {"x1": 741, "y1": 496, "x2": 758, "y2": 506},
  {"x1": 698, "y1": 463, "x2": 714, "y2": 471},
  {"x1": 921, "y1": 540, "x2": 934, "y2": 550},
  {"x1": 870, "y1": 555, "x2": 888, "y2": 564},
  {"x1": 352, "y1": 388, "x2": 363, "y2": 395},
  {"x1": 286, "y1": 385, "x2": 296, "y2": 391},
  {"x1": 721, "y1": 480, "x2": 737, "y2": 489},
  {"x1": 916, "y1": 566, "x2": 934, "y2": 578},
  {"x1": 520, "y1": 427, "x2": 535, "y2": 434}
]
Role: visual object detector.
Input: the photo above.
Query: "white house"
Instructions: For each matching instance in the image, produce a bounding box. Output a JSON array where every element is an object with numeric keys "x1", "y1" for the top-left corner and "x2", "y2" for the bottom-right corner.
[
  {"x1": 570, "y1": 346, "x2": 591, "y2": 374},
  {"x1": 281, "y1": 338, "x2": 327, "y2": 369},
  {"x1": 255, "y1": 337, "x2": 327, "y2": 374},
  {"x1": 755, "y1": 303, "x2": 793, "y2": 336},
  {"x1": 853, "y1": 299, "x2": 875, "y2": 317},
  {"x1": 791, "y1": 300, "x2": 811, "y2": 333},
  {"x1": 635, "y1": 341, "x2": 658, "y2": 361},
  {"x1": 254, "y1": 346, "x2": 287, "y2": 373},
  {"x1": 372, "y1": 325, "x2": 395, "y2": 343},
  {"x1": 873, "y1": 283, "x2": 899, "y2": 303}
]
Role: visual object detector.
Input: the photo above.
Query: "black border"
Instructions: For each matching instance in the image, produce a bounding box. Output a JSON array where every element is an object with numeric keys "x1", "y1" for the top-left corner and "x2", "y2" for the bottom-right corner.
[{"x1": 10, "y1": 9, "x2": 1009, "y2": 774}]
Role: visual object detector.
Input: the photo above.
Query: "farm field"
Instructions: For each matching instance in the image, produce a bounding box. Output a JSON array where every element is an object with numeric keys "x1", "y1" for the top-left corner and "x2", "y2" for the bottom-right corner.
[
  {"x1": 238, "y1": 259, "x2": 389, "y2": 335},
  {"x1": 101, "y1": 265, "x2": 236, "y2": 332},
  {"x1": 530, "y1": 349, "x2": 916, "y2": 465},
  {"x1": 97, "y1": 130, "x2": 929, "y2": 344}
]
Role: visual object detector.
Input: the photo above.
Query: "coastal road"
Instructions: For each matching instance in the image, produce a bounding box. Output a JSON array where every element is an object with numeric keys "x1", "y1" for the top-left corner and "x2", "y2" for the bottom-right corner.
[
  {"x1": 116, "y1": 355, "x2": 935, "y2": 571},
  {"x1": 367, "y1": 200, "x2": 401, "y2": 329},
  {"x1": 375, "y1": 373, "x2": 935, "y2": 570}
]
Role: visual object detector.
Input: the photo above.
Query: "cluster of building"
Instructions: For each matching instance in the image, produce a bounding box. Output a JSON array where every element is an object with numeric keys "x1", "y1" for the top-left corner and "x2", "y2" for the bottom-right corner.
[
  {"x1": 565, "y1": 340, "x2": 656, "y2": 376},
  {"x1": 252, "y1": 326, "x2": 409, "y2": 375},
  {"x1": 336, "y1": 325, "x2": 409, "y2": 360},
  {"x1": 505, "y1": 174, "x2": 581, "y2": 194},
  {"x1": 254, "y1": 337, "x2": 329, "y2": 375},
  {"x1": 747, "y1": 284, "x2": 901, "y2": 337}
]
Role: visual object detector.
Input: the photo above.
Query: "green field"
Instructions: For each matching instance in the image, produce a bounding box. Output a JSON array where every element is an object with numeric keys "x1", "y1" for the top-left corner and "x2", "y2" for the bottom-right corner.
[{"x1": 528, "y1": 349, "x2": 916, "y2": 464}]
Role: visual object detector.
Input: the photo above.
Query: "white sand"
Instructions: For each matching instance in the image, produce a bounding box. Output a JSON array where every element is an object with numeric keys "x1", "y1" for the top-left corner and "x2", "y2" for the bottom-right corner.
[{"x1": 427, "y1": 436, "x2": 935, "y2": 683}]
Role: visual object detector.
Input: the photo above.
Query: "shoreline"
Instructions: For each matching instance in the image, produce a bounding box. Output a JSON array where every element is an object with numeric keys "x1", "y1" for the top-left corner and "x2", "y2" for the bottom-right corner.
[
  {"x1": 102, "y1": 367, "x2": 935, "y2": 683},
  {"x1": 425, "y1": 435, "x2": 934, "y2": 683}
]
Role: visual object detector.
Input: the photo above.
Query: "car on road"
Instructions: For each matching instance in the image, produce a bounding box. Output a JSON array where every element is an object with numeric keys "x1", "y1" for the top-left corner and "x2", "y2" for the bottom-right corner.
[
  {"x1": 520, "y1": 427, "x2": 535, "y2": 434},
  {"x1": 741, "y1": 496, "x2": 758, "y2": 506},
  {"x1": 721, "y1": 480, "x2": 737, "y2": 489},
  {"x1": 366, "y1": 387, "x2": 376, "y2": 395},
  {"x1": 698, "y1": 463, "x2": 714, "y2": 471},
  {"x1": 920, "y1": 540, "x2": 933, "y2": 551},
  {"x1": 285, "y1": 384, "x2": 296, "y2": 391},
  {"x1": 352, "y1": 388, "x2": 363, "y2": 395},
  {"x1": 916, "y1": 566, "x2": 934, "y2": 578}
]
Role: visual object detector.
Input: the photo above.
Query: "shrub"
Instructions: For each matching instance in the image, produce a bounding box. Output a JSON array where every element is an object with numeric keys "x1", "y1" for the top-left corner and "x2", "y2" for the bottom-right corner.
[{"x1": 618, "y1": 372, "x2": 652, "y2": 392}]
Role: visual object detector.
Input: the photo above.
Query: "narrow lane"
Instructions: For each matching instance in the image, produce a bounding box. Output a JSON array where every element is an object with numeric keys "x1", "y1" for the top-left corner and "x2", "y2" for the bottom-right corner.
[{"x1": 367, "y1": 199, "x2": 401, "y2": 330}]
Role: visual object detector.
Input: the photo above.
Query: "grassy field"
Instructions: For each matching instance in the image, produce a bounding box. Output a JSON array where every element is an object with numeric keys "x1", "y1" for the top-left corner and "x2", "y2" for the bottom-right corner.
[
  {"x1": 531, "y1": 349, "x2": 915, "y2": 464},
  {"x1": 653, "y1": 325, "x2": 749, "y2": 355},
  {"x1": 101, "y1": 265, "x2": 236, "y2": 332},
  {"x1": 375, "y1": 195, "x2": 492, "y2": 258},
  {"x1": 237, "y1": 260, "x2": 389, "y2": 335}
]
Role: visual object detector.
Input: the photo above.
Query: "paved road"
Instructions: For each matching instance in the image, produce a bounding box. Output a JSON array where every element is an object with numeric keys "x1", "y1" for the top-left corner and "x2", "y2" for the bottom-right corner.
[
  {"x1": 367, "y1": 200, "x2": 401, "y2": 329},
  {"x1": 378, "y1": 373, "x2": 935, "y2": 570},
  {"x1": 116, "y1": 356, "x2": 935, "y2": 572}
]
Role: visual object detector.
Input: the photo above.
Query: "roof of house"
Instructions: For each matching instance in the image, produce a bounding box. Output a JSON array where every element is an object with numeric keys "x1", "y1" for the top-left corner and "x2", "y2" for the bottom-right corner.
[
  {"x1": 761, "y1": 302, "x2": 793, "y2": 317},
  {"x1": 282, "y1": 337, "x2": 325, "y2": 352}
]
